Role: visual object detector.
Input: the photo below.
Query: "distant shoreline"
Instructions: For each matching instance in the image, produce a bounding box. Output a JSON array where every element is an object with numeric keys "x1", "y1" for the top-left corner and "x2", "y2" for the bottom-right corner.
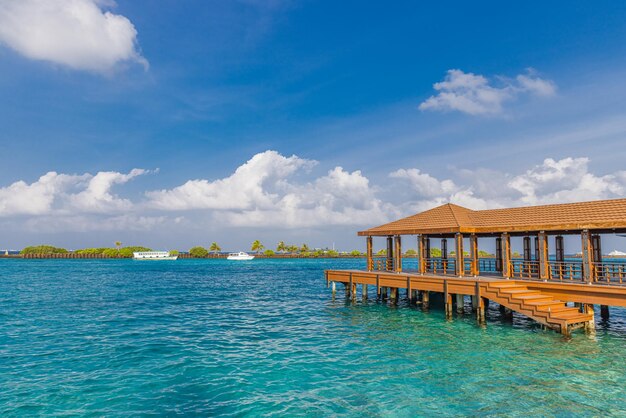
[{"x1": 0, "y1": 253, "x2": 368, "y2": 260}]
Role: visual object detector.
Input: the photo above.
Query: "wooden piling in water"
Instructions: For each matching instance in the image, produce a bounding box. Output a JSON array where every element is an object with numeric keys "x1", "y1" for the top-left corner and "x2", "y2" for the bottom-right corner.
[
  {"x1": 601, "y1": 305, "x2": 609, "y2": 319},
  {"x1": 455, "y1": 294, "x2": 464, "y2": 313}
]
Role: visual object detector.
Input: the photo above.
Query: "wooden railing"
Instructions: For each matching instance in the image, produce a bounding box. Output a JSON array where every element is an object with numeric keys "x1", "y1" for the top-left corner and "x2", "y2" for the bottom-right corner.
[
  {"x1": 371, "y1": 256, "x2": 393, "y2": 271},
  {"x1": 593, "y1": 262, "x2": 626, "y2": 284},
  {"x1": 549, "y1": 261, "x2": 583, "y2": 282},
  {"x1": 425, "y1": 258, "x2": 456, "y2": 275},
  {"x1": 510, "y1": 259, "x2": 540, "y2": 279},
  {"x1": 478, "y1": 258, "x2": 498, "y2": 273}
]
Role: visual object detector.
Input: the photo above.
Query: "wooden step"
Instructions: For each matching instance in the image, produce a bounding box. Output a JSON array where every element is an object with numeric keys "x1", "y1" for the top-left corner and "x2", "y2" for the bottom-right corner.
[
  {"x1": 561, "y1": 314, "x2": 594, "y2": 324},
  {"x1": 515, "y1": 294, "x2": 554, "y2": 302},
  {"x1": 499, "y1": 289, "x2": 539, "y2": 295},
  {"x1": 488, "y1": 282, "x2": 525, "y2": 289}
]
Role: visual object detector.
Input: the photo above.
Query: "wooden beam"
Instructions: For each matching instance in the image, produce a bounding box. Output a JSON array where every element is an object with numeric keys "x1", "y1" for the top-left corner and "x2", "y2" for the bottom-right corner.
[
  {"x1": 417, "y1": 234, "x2": 426, "y2": 274},
  {"x1": 386, "y1": 236, "x2": 394, "y2": 271},
  {"x1": 581, "y1": 230, "x2": 593, "y2": 283},
  {"x1": 366, "y1": 236, "x2": 373, "y2": 271},
  {"x1": 395, "y1": 235, "x2": 402, "y2": 272},
  {"x1": 538, "y1": 231, "x2": 549, "y2": 280},
  {"x1": 455, "y1": 233, "x2": 464, "y2": 277},
  {"x1": 469, "y1": 234, "x2": 478, "y2": 276},
  {"x1": 501, "y1": 233, "x2": 511, "y2": 278}
]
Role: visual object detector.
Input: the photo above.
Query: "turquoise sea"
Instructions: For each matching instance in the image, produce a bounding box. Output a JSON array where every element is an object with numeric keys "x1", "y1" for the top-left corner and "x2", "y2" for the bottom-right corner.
[{"x1": 1, "y1": 258, "x2": 625, "y2": 416}]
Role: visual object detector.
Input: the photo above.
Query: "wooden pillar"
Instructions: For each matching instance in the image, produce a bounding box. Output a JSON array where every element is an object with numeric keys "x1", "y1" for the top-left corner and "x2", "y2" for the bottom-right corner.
[
  {"x1": 581, "y1": 230, "x2": 593, "y2": 283},
  {"x1": 394, "y1": 235, "x2": 402, "y2": 272},
  {"x1": 495, "y1": 237, "x2": 503, "y2": 272},
  {"x1": 538, "y1": 231, "x2": 549, "y2": 280},
  {"x1": 501, "y1": 233, "x2": 511, "y2": 278},
  {"x1": 417, "y1": 235, "x2": 426, "y2": 274},
  {"x1": 386, "y1": 236, "x2": 394, "y2": 271},
  {"x1": 555, "y1": 236, "x2": 564, "y2": 262},
  {"x1": 523, "y1": 237, "x2": 531, "y2": 261},
  {"x1": 469, "y1": 234, "x2": 479, "y2": 276},
  {"x1": 600, "y1": 305, "x2": 609, "y2": 319},
  {"x1": 455, "y1": 294, "x2": 464, "y2": 313},
  {"x1": 366, "y1": 236, "x2": 373, "y2": 271},
  {"x1": 362, "y1": 284, "x2": 368, "y2": 301},
  {"x1": 475, "y1": 282, "x2": 485, "y2": 323},
  {"x1": 455, "y1": 233, "x2": 464, "y2": 277},
  {"x1": 583, "y1": 304, "x2": 595, "y2": 331},
  {"x1": 444, "y1": 280, "x2": 452, "y2": 317},
  {"x1": 421, "y1": 291, "x2": 430, "y2": 309}
]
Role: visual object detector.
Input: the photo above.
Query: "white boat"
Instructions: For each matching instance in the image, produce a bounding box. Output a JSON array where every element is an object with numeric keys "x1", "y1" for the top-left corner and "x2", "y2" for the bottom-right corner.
[
  {"x1": 227, "y1": 251, "x2": 255, "y2": 260},
  {"x1": 133, "y1": 251, "x2": 178, "y2": 260},
  {"x1": 608, "y1": 250, "x2": 626, "y2": 256}
]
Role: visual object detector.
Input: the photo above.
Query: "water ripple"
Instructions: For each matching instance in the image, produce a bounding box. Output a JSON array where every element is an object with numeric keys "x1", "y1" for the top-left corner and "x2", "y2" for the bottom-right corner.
[{"x1": 0, "y1": 258, "x2": 625, "y2": 416}]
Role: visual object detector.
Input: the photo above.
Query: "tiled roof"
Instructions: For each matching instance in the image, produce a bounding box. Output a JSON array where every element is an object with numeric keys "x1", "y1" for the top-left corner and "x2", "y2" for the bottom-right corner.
[{"x1": 358, "y1": 198, "x2": 626, "y2": 236}]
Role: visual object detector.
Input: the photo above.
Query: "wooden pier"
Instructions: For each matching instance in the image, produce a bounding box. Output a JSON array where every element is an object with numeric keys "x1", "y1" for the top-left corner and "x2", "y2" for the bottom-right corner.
[{"x1": 325, "y1": 198, "x2": 626, "y2": 336}]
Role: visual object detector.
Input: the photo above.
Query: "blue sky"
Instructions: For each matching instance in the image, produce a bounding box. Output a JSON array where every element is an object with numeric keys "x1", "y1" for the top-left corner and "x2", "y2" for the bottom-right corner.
[{"x1": 1, "y1": 0, "x2": 626, "y2": 252}]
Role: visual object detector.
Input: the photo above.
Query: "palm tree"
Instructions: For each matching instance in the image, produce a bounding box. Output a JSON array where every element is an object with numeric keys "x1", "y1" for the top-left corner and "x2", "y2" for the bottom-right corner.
[
  {"x1": 115, "y1": 241, "x2": 122, "y2": 250},
  {"x1": 209, "y1": 242, "x2": 221, "y2": 254},
  {"x1": 300, "y1": 243, "x2": 309, "y2": 253},
  {"x1": 251, "y1": 240, "x2": 265, "y2": 254},
  {"x1": 276, "y1": 241, "x2": 286, "y2": 253}
]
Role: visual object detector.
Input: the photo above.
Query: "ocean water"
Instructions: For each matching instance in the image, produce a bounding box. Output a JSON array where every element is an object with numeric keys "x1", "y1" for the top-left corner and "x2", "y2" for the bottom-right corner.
[{"x1": 0, "y1": 258, "x2": 625, "y2": 416}]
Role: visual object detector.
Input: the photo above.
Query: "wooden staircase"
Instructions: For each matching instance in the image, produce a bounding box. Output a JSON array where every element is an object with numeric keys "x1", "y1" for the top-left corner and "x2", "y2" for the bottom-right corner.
[{"x1": 482, "y1": 282, "x2": 594, "y2": 335}]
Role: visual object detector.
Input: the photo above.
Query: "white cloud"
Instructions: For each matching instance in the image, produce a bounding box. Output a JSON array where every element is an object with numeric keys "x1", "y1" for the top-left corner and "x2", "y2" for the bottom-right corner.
[
  {"x1": 147, "y1": 151, "x2": 395, "y2": 228},
  {"x1": 392, "y1": 157, "x2": 626, "y2": 212},
  {"x1": 69, "y1": 168, "x2": 147, "y2": 212},
  {"x1": 0, "y1": 168, "x2": 147, "y2": 217},
  {"x1": 1, "y1": 154, "x2": 624, "y2": 236},
  {"x1": 0, "y1": 171, "x2": 86, "y2": 216},
  {"x1": 146, "y1": 151, "x2": 317, "y2": 211},
  {"x1": 390, "y1": 168, "x2": 457, "y2": 197},
  {"x1": 419, "y1": 69, "x2": 556, "y2": 115},
  {"x1": 0, "y1": 0, "x2": 147, "y2": 72},
  {"x1": 508, "y1": 157, "x2": 625, "y2": 205}
]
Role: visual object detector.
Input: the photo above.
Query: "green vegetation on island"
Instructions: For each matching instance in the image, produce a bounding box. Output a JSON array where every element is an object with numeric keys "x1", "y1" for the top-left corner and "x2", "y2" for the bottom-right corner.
[
  {"x1": 189, "y1": 246, "x2": 209, "y2": 258},
  {"x1": 20, "y1": 245, "x2": 68, "y2": 255}
]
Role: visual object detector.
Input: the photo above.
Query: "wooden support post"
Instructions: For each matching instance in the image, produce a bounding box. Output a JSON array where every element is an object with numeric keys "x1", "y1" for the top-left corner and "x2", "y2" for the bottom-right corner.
[
  {"x1": 390, "y1": 288, "x2": 398, "y2": 304},
  {"x1": 538, "y1": 231, "x2": 549, "y2": 280},
  {"x1": 331, "y1": 281, "x2": 336, "y2": 295},
  {"x1": 362, "y1": 284, "x2": 368, "y2": 301},
  {"x1": 376, "y1": 274, "x2": 380, "y2": 298},
  {"x1": 349, "y1": 272, "x2": 353, "y2": 300},
  {"x1": 469, "y1": 234, "x2": 479, "y2": 276},
  {"x1": 444, "y1": 280, "x2": 452, "y2": 317},
  {"x1": 600, "y1": 305, "x2": 609, "y2": 319},
  {"x1": 395, "y1": 235, "x2": 402, "y2": 272},
  {"x1": 422, "y1": 291, "x2": 430, "y2": 309},
  {"x1": 501, "y1": 233, "x2": 511, "y2": 278},
  {"x1": 475, "y1": 282, "x2": 485, "y2": 323},
  {"x1": 455, "y1": 294, "x2": 464, "y2": 313},
  {"x1": 417, "y1": 234, "x2": 426, "y2": 274},
  {"x1": 406, "y1": 276, "x2": 412, "y2": 303},
  {"x1": 366, "y1": 236, "x2": 373, "y2": 271},
  {"x1": 584, "y1": 304, "x2": 595, "y2": 331},
  {"x1": 344, "y1": 283, "x2": 350, "y2": 298},
  {"x1": 386, "y1": 236, "x2": 394, "y2": 271},
  {"x1": 455, "y1": 233, "x2": 464, "y2": 277},
  {"x1": 581, "y1": 230, "x2": 593, "y2": 283}
]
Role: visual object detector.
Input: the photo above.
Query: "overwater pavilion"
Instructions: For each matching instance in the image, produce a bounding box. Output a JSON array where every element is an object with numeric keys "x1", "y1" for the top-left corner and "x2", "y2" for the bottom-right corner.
[{"x1": 325, "y1": 198, "x2": 626, "y2": 336}]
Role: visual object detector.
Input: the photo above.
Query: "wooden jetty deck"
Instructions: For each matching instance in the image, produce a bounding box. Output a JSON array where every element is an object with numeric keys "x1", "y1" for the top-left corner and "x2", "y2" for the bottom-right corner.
[{"x1": 325, "y1": 198, "x2": 626, "y2": 336}]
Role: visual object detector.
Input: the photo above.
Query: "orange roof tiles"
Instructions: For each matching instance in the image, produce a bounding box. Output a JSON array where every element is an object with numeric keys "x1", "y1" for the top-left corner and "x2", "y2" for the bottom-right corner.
[{"x1": 359, "y1": 198, "x2": 626, "y2": 236}]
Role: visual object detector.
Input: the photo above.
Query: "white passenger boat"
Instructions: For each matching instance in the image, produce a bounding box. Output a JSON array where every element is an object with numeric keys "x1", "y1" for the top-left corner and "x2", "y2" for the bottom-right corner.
[
  {"x1": 133, "y1": 251, "x2": 178, "y2": 260},
  {"x1": 227, "y1": 252, "x2": 255, "y2": 261}
]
